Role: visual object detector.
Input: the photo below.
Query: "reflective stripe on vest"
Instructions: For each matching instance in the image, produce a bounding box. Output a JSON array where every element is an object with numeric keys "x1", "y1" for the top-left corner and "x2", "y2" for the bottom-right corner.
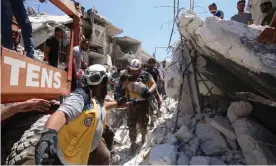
[{"x1": 57, "y1": 99, "x2": 98, "y2": 165}]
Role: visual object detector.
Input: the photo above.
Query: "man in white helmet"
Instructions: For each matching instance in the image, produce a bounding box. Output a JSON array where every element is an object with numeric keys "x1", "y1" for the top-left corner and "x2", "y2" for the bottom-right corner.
[
  {"x1": 35, "y1": 64, "x2": 127, "y2": 165},
  {"x1": 121, "y1": 58, "x2": 157, "y2": 154}
]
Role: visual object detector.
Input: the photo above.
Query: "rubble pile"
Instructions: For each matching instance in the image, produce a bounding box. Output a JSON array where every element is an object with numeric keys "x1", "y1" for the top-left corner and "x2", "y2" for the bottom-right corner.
[{"x1": 113, "y1": 96, "x2": 276, "y2": 165}]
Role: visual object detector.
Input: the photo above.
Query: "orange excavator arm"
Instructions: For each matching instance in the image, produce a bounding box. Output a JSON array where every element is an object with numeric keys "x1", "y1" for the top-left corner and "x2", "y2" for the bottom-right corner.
[{"x1": 1, "y1": 0, "x2": 82, "y2": 104}]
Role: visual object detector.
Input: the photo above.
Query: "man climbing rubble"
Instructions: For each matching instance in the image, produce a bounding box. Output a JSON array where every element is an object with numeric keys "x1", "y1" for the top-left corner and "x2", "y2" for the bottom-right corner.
[
  {"x1": 145, "y1": 58, "x2": 162, "y2": 117},
  {"x1": 258, "y1": 6, "x2": 276, "y2": 44},
  {"x1": 120, "y1": 59, "x2": 157, "y2": 154},
  {"x1": 260, "y1": 0, "x2": 276, "y2": 26},
  {"x1": 35, "y1": 64, "x2": 128, "y2": 165}
]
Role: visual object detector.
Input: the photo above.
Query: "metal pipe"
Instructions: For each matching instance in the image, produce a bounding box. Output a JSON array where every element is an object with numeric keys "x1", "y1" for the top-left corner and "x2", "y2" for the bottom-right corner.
[{"x1": 154, "y1": 46, "x2": 168, "y2": 59}]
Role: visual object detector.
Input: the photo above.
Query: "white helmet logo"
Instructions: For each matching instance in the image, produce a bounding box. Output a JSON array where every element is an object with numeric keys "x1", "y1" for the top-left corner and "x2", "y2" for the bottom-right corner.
[{"x1": 84, "y1": 117, "x2": 93, "y2": 126}]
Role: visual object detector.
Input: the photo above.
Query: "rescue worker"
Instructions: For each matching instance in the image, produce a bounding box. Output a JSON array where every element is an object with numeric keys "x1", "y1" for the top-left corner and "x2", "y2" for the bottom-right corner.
[
  {"x1": 258, "y1": 11, "x2": 276, "y2": 44},
  {"x1": 123, "y1": 59, "x2": 157, "y2": 154},
  {"x1": 35, "y1": 64, "x2": 127, "y2": 165},
  {"x1": 260, "y1": 0, "x2": 276, "y2": 26},
  {"x1": 145, "y1": 58, "x2": 162, "y2": 119}
]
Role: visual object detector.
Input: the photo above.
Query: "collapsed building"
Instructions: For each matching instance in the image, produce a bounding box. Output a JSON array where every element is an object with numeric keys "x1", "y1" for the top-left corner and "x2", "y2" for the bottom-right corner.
[
  {"x1": 107, "y1": 3, "x2": 276, "y2": 166},
  {"x1": 3, "y1": 2, "x2": 276, "y2": 166},
  {"x1": 22, "y1": 7, "x2": 152, "y2": 69},
  {"x1": 112, "y1": 36, "x2": 153, "y2": 69}
]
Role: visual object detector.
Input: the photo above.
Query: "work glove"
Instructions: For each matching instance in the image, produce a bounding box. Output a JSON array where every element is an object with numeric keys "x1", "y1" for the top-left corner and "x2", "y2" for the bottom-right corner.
[
  {"x1": 141, "y1": 90, "x2": 151, "y2": 98},
  {"x1": 117, "y1": 97, "x2": 128, "y2": 106},
  {"x1": 35, "y1": 128, "x2": 58, "y2": 165}
]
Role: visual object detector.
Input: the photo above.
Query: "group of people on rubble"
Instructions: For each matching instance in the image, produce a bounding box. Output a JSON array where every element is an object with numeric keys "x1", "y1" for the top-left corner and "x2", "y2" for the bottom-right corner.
[
  {"x1": 1, "y1": 0, "x2": 275, "y2": 60},
  {"x1": 1, "y1": 54, "x2": 166, "y2": 165},
  {"x1": 209, "y1": 0, "x2": 275, "y2": 26},
  {"x1": 208, "y1": 0, "x2": 276, "y2": 43},
  {"x1": 32, "y1": 57, "x2": 165, "y2": 165},
  {"x1": 1, "y1": 0, "x2": 276, "y2": 165}
]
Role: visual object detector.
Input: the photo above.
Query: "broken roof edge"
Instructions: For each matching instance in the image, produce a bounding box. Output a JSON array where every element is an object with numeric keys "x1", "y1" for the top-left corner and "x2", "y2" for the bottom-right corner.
[
  {"x1": 87, "y1": 10, "x2": 123, "y2": 37},
  {"x1": 114, "y1": 36, "x2": 142, "y2": 44}
]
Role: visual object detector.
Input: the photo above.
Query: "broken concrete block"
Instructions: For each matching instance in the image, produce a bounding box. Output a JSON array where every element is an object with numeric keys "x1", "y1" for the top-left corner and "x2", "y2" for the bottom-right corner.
[
  {"x1": 210, "y1": 115, "x2": 237, "y2": 140},
  {"x1": 177, "y1": 114, "x2": 191, "y2": 128},
  {"x1": 149, "y1": 144, "x2": 177, "y2": 165},
  {"x1": 195, "y1": 113, "x2": 205, "y2": 120},
  {"x1": 114, "y1": 120, "x2": 129, "y2": 145},
  {"x1": 165, "y1": 133, "x2": 177, "y2": 145},
  {"x1": 106, "y1": 108, "x2": 123, "y2": 127},
  {"x1": 225, "y1": 137, "x2": 239, "y2": 150},
  {"x1": 224, "y1": 151, "x2": 234, "y2": 164},
  {"x1": 184, "y1": 136, "x2": 199, "y2": 157},
  {"x1": 148, "y1": 130, "x2": 165, "y2": 146},
  {"x1": 200, "y1": 139, "x2": 228, "y2": 156},
  {"x1": 174, "y1": 125, "x2": 193, "y2": 143},
  {"x1": 233, "y1": 118, "x2": 276, "y2": 165},
  {"x1": 210, "y1": 157, "x2": 226, "y2": 165},
  {"x1": 189, "y1": 156, "x2": 210, "y2": 165},
  {"x1": 166, "y1": 120, "x2": 174, "y2": 129},
  {"x1": 227, "y1": 101, "x2": 252, "y2": 123},
  {"x1": 177, "y1": 153, "x2": 189, "y2": 165},
  {"x1": 196, "y1": 118, "x2": 228, "y2": 155}
]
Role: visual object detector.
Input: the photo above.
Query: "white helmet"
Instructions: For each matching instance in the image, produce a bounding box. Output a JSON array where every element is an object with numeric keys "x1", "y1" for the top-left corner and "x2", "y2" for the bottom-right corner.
[
  {"x1": 82, "y1": 64, "x2": 108, "y2": 85},
  {"x1": 129, "y1": 59, "x2": 142, "y2": 70}
]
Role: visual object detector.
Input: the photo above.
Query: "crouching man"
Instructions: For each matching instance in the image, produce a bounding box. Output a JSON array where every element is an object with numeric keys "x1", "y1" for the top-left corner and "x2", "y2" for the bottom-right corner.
[{"x1": 35, "y1": 64, "x2": 127, "y2": 165}]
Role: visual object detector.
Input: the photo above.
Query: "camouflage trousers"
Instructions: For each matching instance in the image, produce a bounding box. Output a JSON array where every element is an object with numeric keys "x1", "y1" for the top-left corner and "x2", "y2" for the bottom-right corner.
[{"x1": 127, "y1": 101, "x2": 149, "y2": 143}]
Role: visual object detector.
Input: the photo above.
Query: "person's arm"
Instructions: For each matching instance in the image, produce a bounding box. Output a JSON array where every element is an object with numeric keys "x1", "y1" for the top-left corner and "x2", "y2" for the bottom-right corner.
[
  {"x1": 270, "y1": 12, "x2": 276, "y2": 28},
  {"x1": 216, "y1": 10, "x2": 224, "y2": 19},
  {"x1": 148, "y1": 75, "x2": 157, "y2": 94},
  {"x1": 44, "y1": 39, "x2": 52, "y2": 62},
  {"x1": 72, "y1": 48, "x2": 79, "y2": 78},
  {"x1": 248, "y1": 13, "x2": 253, "y2": 25},
  {"x1": 105, "y1": 99, "x2": 129, "y2": 110},
  {"x1": 45, "y1": 91, "x2": 85, "y2": 132},
  {"x1": 257, "y1": 12, "x2": 276, "y2": 44},
  {"x1": 1, "y1": 99, "x2": 50, "y2": 121},
  {"x1": 105, "y1": 101, "x2": 119, "y2": 110}
]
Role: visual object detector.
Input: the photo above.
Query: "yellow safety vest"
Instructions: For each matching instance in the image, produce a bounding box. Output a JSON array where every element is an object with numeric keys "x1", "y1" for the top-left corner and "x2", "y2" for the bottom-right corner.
[
  {"x1": 129, "y1": 79, "x2": 153, "y2": 100},
  {"x1": 57, "y1": 99, "x2": 104, "y2": 165}
]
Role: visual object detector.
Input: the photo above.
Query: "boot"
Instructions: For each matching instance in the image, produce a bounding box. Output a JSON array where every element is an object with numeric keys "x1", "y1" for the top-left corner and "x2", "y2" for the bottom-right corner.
[
  {"x1": 130, "y1": 142, "x2": 138, "y2": 155},
  {"x1": 141, "y1": 134, "x2": 146, "y2": 144},
  {"x1": 149, "y1": 122, "x2": 154, "y2": 128}
]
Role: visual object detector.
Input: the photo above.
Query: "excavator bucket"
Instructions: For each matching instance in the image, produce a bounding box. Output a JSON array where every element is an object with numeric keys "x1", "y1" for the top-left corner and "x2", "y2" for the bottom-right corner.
[
  {"x1": 1, "y1": 47, "x2": 71, "y2": 103},
  {"x1": 1, "y1": 0, "x2": 82, "y2": 104}
]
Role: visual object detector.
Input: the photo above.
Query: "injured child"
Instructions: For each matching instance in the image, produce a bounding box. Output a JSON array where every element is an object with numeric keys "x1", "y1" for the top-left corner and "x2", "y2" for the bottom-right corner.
[{"x1": 120, "y1": 74, "x2": 158, "y2": 111}]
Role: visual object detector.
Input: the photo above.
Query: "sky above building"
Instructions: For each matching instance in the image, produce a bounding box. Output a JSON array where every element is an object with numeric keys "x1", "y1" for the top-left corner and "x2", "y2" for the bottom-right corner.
[{"x1": 27, "y1": 0, "x2": 238, "y2": 61}]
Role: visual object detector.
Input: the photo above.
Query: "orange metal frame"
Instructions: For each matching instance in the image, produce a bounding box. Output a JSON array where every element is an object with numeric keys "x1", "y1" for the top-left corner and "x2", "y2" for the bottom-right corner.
[{"x1": 1, "y1": 0, "x2": 82, "y2": 103}]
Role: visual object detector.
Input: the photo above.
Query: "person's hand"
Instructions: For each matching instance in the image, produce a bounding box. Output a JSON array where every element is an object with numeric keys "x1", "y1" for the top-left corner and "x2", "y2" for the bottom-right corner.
[
  {"x1": 35, "y1": 129, "x2": 58, "y2": 165},
  {"x1": 20, "y1": 99, "x2": 51, "y2": 113},
  {"x1": 141, "y1": 90, "x2": 151, "y2": 98},
  {"x1": 257, "y1": 27, "x2": 276, "y2": 44},
  {"x1": 77, "y1": 69, "x2": 84, "y2": 79},
  {"x1": 117, "y1": 97, "x2": 128, "y2": 106}
]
